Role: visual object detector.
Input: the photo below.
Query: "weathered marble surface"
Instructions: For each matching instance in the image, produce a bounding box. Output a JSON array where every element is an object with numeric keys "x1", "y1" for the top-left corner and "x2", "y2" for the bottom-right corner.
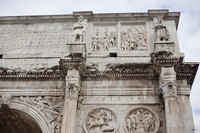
[{"x1": 0, "y1": 10, "x2": 198, "y2": 133}]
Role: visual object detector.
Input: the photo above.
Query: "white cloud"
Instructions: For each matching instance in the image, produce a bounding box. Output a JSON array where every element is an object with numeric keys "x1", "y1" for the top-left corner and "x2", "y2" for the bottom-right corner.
[{"x1": 194, "y1": 113, "x2": 200, "y2": 133}]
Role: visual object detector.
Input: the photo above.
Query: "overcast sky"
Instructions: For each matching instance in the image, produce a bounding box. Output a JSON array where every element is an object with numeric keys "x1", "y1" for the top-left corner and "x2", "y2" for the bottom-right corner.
[{"x1": 0, "y1": 0, "x2": 200, "y2": 132}]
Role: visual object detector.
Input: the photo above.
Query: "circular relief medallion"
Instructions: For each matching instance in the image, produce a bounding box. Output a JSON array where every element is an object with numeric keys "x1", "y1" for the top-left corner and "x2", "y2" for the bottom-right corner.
[
  {"x1": 124, "y1": 107, "x2": 160, "y2": 133},
  {"x1": 83, "y1": 107, "x2": 118, "y2": 133}
]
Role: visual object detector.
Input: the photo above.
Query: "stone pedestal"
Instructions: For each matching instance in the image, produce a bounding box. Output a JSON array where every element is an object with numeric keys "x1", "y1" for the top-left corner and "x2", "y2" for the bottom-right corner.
[{"x1": 61, "y1": 69, "x2": 81, "y2": 133}]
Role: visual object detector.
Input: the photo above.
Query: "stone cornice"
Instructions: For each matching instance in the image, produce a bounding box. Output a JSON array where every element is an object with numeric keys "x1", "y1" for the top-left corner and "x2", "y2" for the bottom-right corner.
[
  {"x1": 0, "y1": 61, "x2": 198, "y2": 87},
  {"x1": 0, "y1": 10, "x2": 180, "y2": 28},
  {"x1": 83, "y1": 63, "x2": 154, "y2": 80},
  {"x1": 0, "y1": 65, "x2": 60, "y2": 79},
  {"x1": 59, "y1": 56, "x2": 85, "y2": 77},
  {"x1": 177, "y1": 62, "x2": 199, "y2": 86}
]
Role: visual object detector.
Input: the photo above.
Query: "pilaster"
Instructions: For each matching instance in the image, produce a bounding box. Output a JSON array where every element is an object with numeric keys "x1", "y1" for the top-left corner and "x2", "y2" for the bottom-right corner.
[
  {"x1": 152, "y1": 51, "x2": 182, "y2": 133},
  {"x1": 61, "y1": 69, "x2": 81, "y2": 133}
]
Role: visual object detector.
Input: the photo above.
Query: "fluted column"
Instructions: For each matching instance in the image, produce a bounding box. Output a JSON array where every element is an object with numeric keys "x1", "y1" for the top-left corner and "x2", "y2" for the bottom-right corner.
[
  {"x1": 160, "y1": 67, "x2": 181, "y2": 133},
  {"x1": 61, "y1": 69, "x2": 81, "y2": 133}
]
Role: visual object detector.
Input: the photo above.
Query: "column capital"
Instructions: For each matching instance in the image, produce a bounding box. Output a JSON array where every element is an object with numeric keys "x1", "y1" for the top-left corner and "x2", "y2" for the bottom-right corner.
[
  {"x1": 160, "y1": 82, "x2": 178, "y2": 99},
  {"x1": 65, "y1": 69, "x2": 81, "y2": 99},
  {"x1": 65, "y1": 84, "x2": 81, "y2": 100}
]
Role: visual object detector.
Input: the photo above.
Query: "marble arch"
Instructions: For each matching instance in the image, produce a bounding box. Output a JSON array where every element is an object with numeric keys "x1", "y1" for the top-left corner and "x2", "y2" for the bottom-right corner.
[{"x1": 9, "y1": 100, "x2": 52, "y2": 133}]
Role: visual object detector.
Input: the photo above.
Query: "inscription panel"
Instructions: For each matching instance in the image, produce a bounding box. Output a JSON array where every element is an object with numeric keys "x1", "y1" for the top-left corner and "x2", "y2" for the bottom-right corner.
[{"x1": 0, "y1": 23, "x2": 73, "y2": 53}]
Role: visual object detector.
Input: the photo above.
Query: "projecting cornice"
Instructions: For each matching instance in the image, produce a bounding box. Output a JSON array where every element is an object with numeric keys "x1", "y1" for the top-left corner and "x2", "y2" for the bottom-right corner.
[{"x1": 0, "y1": 10, "x2": 180, "y2": 28}]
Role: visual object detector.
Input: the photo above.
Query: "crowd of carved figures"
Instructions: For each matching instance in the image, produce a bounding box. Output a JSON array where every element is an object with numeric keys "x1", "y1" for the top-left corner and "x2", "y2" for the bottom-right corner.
[
  {"x1": 86, "y1": 108, "x2": 117, "y2": 133},
  {"x1": 125, "y1": 108, "x2": 156, "y2": 133},
  {"x1": 91, "y1": 28, "x2": 117, "y2": 52},
  {"x1": 70, "y1": 16, "x2": 171, "y2": 52},
  {"x1": 121, "y1": 27, "x2": 147, "y2": 51},
  {"x1": 19, "y1": 96, "x2": 63, "y2": 133}
]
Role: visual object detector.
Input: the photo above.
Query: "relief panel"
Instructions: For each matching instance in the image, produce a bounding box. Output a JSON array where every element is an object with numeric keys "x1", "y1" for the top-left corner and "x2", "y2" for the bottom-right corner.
[
  {"x1": 83, "y1": 107, "x2": 118, "y2": 133},
  {"x1": 124, "y1": 107, "x2": 160, "y2": 133},
  {"x1": 91, "y1": 26, "x2": 118, "y2": 52},
  {"x1": 121, "y1": 24, "x2": 147, "y2": 51}
]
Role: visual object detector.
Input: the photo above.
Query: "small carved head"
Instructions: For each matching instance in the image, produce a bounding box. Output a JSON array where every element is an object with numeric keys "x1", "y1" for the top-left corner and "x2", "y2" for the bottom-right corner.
[
  {"x1": 157, "y1": 16, "x2": 163, "y2": 22},
  {"x1": 78, "y1": 16, "x2": 84, "y2": 22}
]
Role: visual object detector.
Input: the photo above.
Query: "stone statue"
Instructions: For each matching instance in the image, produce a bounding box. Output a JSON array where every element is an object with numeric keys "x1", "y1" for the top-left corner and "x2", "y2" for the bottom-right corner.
[
  {"x1": 154, "y1": 16, "x2": 170, "y2": 41},
  {"x1": 73, "y1": 16, "x2": 87, "y2": 42}
]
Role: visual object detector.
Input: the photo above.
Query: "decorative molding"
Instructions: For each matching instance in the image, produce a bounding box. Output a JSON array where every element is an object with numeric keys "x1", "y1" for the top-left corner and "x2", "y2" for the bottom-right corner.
[
  {"x1": 0, "y1": 65, "x2": 60, "y2": 79},
  {"x1": 83, "y1": 107, "x2": 118, "y2": 133},
  {"x1": 83, "y1": 63, "x2": 154, "y2": 80},
  {"x1": 176, "y1": 63, "x2": 199, "y2": 86},
  {"x1": 59, "y1": 57, "x2": 85, "y2": 77},
  {"x1": 124, "y1": 106, "x2": 160, "y2": 133}
]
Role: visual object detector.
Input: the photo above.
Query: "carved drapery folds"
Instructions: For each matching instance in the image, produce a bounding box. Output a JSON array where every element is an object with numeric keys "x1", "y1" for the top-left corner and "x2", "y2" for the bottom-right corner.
[
  {"x1": 71, "y1": 16, "x2": 87, "y2": 42},
  {"x1": 124, "y1": 107, "x2": 160, "y2": 133},
  {"x1": 84, "y1": 108, "x2": 118, "y2": 133},
  {"x1": 154, "y1": 16, "x2": 170, "y2": 42},
  {"x1": 160, "y1": 82, "x2": 178, "y2": 99}
]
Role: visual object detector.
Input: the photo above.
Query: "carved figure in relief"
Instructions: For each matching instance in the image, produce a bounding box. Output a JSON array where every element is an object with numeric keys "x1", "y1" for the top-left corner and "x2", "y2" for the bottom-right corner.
[
  {"x1": 0, "y1": 94, "x2": 12, "y2": 105},
  {"x1": 154, "y1": 16, "x2": 170, "y2": 41},
  {"x1": 53, "y1": 115, "x2": 62, "y2": 133},
  {"x1": 91, "y1": 28, "x2": 117, "y2": 52},
  {"x1": 125, "y1": 108, "x2": 157, "y2": 133},
  {"x1": 15, "y1": 96, "x2": 64, "y2": 133},
  {"x1": 86, "y1": 109, "x2": 117, "y2": 133},
  {"x1": 121, "y1": 27, "x2": 147, "y2": 51},
  {"x1": 72, "y1": 16, "x2": 87, "y2": 42}
]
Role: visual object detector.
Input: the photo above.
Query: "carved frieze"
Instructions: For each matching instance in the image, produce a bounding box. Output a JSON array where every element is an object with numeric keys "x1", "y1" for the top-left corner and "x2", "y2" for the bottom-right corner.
[
  {"x1": 15, "y1": 96, "x2": 64, "y2": 133},
  {"x1": 83, "y1": 63, "x2": 154, "y2": 80},
  {"x1": 91, "y1": 27, "x2": 117, "y2": 52},
  {"x1": 121, "y1": 26, "x2": 147, "y2": 51},
  {"x1": 124, "y1": 107, "x2": 160, "y2": 133},
  {"x1": 84, "y1": 107, "x2": 118, "y2": 133},
  {"x1": 0, "y1": 65, "x2": 60, "y2": 79}
]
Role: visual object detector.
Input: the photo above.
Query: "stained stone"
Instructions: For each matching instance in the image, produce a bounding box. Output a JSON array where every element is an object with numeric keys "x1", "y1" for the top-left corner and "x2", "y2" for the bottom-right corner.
[{"x1": 0, "y1": 10, "x2": 198, "y2": 133}]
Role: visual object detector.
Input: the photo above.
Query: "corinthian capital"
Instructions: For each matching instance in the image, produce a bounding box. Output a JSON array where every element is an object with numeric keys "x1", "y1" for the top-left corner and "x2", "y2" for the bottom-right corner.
[
  {"x1": 65, "y1": 84, "x2": 81, "y2": 99},
  {"x1": 160, "y1": 82, "x2": 177, "y2": 99},
  {"x1": 65, "y1": 69, "x2": 81, "y2": 99}
]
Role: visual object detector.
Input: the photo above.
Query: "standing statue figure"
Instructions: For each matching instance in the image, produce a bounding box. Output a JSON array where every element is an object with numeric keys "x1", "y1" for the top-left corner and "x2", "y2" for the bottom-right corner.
[
  {"x1": 154, "y1": 16, "x2": 170, "y2": 41},
  {"x1": 73, "y1": 16, "x2": 87, "y2": 42}
]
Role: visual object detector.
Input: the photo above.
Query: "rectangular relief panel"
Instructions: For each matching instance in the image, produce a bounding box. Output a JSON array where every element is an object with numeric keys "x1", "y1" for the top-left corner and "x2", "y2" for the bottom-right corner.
[
  {"x1": 120, "y1": 22, "x2": 147, "y2": 51},
  {"x1": 88, "y1": 22, "x2": 148, "y2": 56},
  {"x1": 90, "y1": 24, "x2": 118, "y2": 53}
]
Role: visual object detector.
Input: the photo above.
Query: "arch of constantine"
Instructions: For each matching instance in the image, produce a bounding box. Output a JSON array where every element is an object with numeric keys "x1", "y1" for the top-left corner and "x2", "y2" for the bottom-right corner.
[{"x1": 0, "y1": 9, "x2": 198, "y2": 133}]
